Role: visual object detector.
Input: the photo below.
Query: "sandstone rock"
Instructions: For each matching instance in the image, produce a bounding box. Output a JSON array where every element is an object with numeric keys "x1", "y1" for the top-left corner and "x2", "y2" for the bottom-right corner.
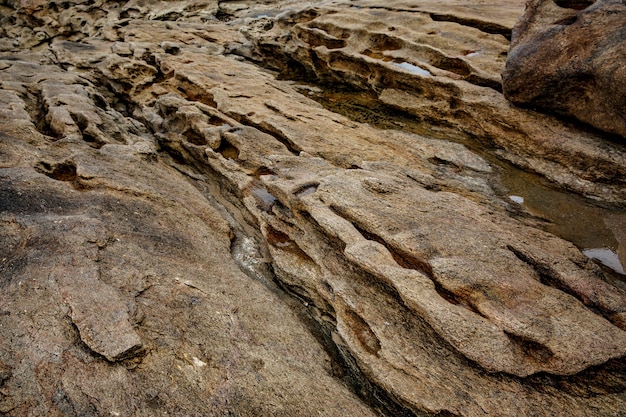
[
  {"x1": 241, "y1": 0, "x2": 626, "y2": 204},
  {"x1": 1, "y1": 1, "x2": 626, "y2": 416},
  {"x1": 0, "y1": 12, "x2": 377, "y2": 416},
  {"x1": 503, "y1": 0, "x2": 626, "y2": 140},
  {"x1": 0, "y1": 138, "x2": 377, "y2": 417}
]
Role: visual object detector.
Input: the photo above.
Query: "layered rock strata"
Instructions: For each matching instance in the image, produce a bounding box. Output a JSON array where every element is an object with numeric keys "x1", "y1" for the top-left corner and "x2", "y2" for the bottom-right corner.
[
  {"x1": 240, "y1": 0, "x2": 626, "y2": 204},
  {"x1": 0, "y1": 57, "x2": 377, "y2": 417},
  {"x1": 0, "y1": 1, "x2": 625, "y2": 416}
]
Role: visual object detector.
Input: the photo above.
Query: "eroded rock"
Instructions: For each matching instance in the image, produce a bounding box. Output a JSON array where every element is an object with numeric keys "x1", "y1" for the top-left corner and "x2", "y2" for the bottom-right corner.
[
  {"x1": 241, "y1": 0, "x2": 626, "y2": 204},
  {"x1": 1, "y1": 1, "x2": 625, "y2": 416}
]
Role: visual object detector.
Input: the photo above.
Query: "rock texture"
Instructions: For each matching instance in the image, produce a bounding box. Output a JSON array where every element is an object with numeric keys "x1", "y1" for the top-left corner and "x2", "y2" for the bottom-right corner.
[
  {"x1": 503, "y1": 0, "x2": 626, "y2": 141},
  {"x1": 1, "y1": 1, "x2": 625, "y2": 416},
  {"x1": 240, "y1": 0, "x2": 626, "y2": 204},
  {"x1": 0, "y1": 70, "x2": 377, "y2": 417}
]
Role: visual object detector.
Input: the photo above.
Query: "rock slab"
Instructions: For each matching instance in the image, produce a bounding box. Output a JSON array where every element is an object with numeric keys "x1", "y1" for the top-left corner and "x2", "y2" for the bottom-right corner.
[{"x1": 0, "y1": 1, "x2": 625, "y2": 416}]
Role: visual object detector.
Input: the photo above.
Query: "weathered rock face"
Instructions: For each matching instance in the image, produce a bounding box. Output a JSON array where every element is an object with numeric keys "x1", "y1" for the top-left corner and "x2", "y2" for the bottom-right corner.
[
  {"x1": 240, "y1": 0, "x2": 626, "y2": 204},
  {"x1": 0, "y1": 59, "x2": 377, "y2": 417},
  {"x1": 1, "y1": 1, "x2": 626, "y2": 416},
  {"x1": 503, "y1": 0, "x2": 626, "y2": 141}
]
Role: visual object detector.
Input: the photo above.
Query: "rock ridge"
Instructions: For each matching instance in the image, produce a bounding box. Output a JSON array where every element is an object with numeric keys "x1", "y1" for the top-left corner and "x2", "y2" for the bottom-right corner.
[
  {"x1": 0, "y1": 1, "x2": 625, "y2": 416},
  {"x1": 239, "y1": 0, "x2": 626, "y2": 205}
]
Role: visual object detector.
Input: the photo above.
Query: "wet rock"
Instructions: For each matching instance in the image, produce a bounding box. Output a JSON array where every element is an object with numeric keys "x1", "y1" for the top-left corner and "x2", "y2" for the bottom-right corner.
[
  {"x1": 242, "y1": 0, "x2": 626, "y2": 204},
  {"x1": 503, "y1": 0, "x2": 626, "y2": 140},
  {"x1": 1, "y1": 1, "x2": 626, "y2": 416}
]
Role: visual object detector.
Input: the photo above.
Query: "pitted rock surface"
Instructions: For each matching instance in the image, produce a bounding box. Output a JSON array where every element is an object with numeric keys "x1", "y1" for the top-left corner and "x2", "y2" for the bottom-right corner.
[
  {"x1": 1, "y1": 1, "x2": 625, "y2": 416},
  {"x1": 241, "y1": 0, "x2": 626, "y2": 204}
]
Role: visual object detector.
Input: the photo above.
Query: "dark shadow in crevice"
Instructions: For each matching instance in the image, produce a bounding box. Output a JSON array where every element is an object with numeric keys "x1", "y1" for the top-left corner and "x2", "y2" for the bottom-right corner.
[
  {"x1": 35, "y1": 160, "x2": 77, "y2": 182},
  {"x1": 231, "y1": 114, "x2": 301, "y2": 156},
  {"x1": 429, "y1": 13, "x2": 512, "y2": 40}
]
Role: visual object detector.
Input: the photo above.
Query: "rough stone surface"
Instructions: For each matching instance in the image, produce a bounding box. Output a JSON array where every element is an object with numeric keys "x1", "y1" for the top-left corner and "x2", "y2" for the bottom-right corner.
[
  {"x1": 503, "y1": 0, "x2": 626, "y2": 141},
  {"x1": 241, "y1": 0, "x2": 626, "y2": 204},
  {"x1": 1, "y1": 1, "x2": 625, "y2": 416}
]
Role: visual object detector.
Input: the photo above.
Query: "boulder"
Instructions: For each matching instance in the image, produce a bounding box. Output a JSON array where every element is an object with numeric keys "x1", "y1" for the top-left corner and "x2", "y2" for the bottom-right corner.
[{"x1": 503, "y1": 0, "x2": 626, "y2": 140}]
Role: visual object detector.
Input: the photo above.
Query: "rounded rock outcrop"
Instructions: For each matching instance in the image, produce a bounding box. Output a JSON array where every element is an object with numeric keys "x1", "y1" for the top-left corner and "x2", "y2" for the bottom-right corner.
[{"x1": 502, "y1": 0, "x2": 626, "y2": 141}]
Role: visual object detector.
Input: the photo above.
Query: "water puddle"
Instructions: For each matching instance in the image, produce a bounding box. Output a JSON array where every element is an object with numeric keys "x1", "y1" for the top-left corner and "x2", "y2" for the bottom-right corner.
[
  {"x1": 250, "y1": 183, "x2": 277, "y2": 212},
  {"x1": 583, "y1": 248, "x2": 625, "y2": 275},
  {"x1": 464, "y1": 50, "x2": 481, "y2": 58},
  {"x1": 392, "y1": 62, "x2": 432, "y2": 76},
  {"x1": 295, "y1": 183, "x2": 319, "y2": 197},
  {"x1": 500, "y1": 167, "x2": 626, "y2": 278},
  {"x1": 298, "y1": 87, "x2": 626, "y2": 278},
  {"x1": 361, "y1": 50, "x2": 433, "y2": 76}
]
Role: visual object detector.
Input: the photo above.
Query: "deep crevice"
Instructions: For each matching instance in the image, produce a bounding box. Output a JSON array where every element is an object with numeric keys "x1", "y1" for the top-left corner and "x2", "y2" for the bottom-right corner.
[
  {"x1": 506, "y1": 244, "x2": 614, "y2": 321},
  {"x1": 429, "y1": 13, "x2": 512, "y2": 40},
  {"x1": 265, "y1": 224, "x2": 316, "y2": 263},
  {"x1": 345, "y1": 216, "x2": 434, "y2": 276},
  {"x1": 215, "y1": 137, "x2": 240, "y2": 160},
  {"x1": 230, "y1": 113, "x2": 301, "y2": 155},
  {"x1": 22, "y1": 88, "x2": 60, "y2": 139},
  {"x1": 331, "y1": 206, "x2": 489, "y2": 318},
  {"x1": 35, "y1": 160, "x2": 77, "y2": 182},
  {"x1": 507, "y1": 245, "x2": 574, "y2": 291},
  {"x1": 174, "y1": 76, "x2": 218, "y2": 108},
  {"x1": 171, "y1": 152, "x2": 421, "y2": 416}
]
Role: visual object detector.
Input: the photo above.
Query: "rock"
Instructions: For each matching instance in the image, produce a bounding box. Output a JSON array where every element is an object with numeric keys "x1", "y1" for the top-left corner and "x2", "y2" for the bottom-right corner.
[
  {"x1": 503, "y1": 0, "x2": 626, "y2": 140},
  {"x1": 0, "y1": 9, "x2": 377, "y2": 415},
  {"x1": 1, "y1": 1, "x2": 626, "y2": 416},
  {"x1": 0, "y1": 138, "x2": 376, "y2": 416},
  {"x1": 242, "y1": 0, "x2": 626, "y2": 204}
]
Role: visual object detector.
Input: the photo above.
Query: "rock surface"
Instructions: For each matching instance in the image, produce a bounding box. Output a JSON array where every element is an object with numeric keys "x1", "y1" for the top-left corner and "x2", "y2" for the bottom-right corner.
[
  {"x1": 1, "y1": 1, "x2": 625, "y2": 416},
  {"x1": 503, "y1": 0, "x2": 626, "y2": 141},
  {"x1": 241, "y1": 0, "x2": 626, "y2": 204},
  {"x1": 0, "y1": 76, "x2": 377, "y2": 417}
]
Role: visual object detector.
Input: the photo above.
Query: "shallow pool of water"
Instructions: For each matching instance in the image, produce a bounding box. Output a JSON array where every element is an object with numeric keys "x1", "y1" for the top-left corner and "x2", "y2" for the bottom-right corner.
[
  {"x1": 392, "y1": 62, "x2": 432, "y2": 76},
  {"x1": 299, "y1": 87, "x2": 626, "y2": 278}
]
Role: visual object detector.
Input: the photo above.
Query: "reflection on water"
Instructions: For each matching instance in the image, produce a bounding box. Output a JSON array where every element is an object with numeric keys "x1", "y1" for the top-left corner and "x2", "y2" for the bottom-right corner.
[
  {"x1": 500, "y1": 167, "x2": 625, "y2": 277},
  {"x1": 392, "y1": 62, "x2": 432, "y2": 76},
  {"x1": 583, "y1": 248, "x2": 625, "y2": 275},
  {"x1": 299, "y1": 87, "x2": 626, "y2": 277}
]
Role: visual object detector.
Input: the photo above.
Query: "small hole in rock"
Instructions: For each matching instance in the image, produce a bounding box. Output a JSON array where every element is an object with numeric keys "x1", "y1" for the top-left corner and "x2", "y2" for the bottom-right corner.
[
  {"x1": 506, "y1": 332, "x2": 554, "y2": 363},
  {"x1": 266, "y1": 225, "x2": 291, "y2": 246},
  {"x1": 36, "y1": 161, "x2": 78, "y2": 182},
  {"x1": 252, "y1": 166, "x2": 275, "y2": 178},
  {"x1": 553, "y1": 0, "x2": 595, "y2": 9},
  {"x1": 216, "y1": 139, "x2": 239, "y2": 160},
  {"x1": 208, "y1": 115, "x2": 227, "y2": 126},
  {"x1": 164, "y1": 45, "x2": 181, "y2": 55},
  {"x1": 183, "y1": 129, "x2": 207, "y2": 146},
  {"x1": 81, "y1": 132, "x2": 104, "y2": 149},
  {"x1": 295, "y1": 183, "x2": 319, "y2": 197}
]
